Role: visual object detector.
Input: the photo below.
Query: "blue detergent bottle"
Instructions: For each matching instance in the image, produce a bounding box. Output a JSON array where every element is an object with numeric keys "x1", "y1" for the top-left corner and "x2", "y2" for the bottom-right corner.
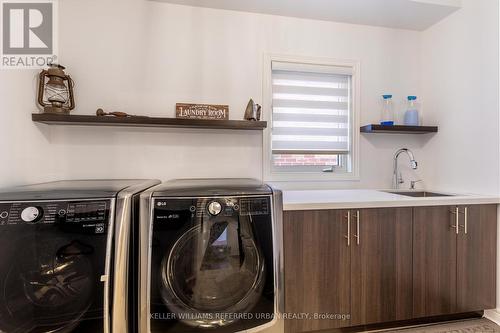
[
  {"x1": 380, "y1": 95, "x2": 394, "y2": 126},
  {"x1": 404, "y1": 96, "x2": 419, "y2": 126}
]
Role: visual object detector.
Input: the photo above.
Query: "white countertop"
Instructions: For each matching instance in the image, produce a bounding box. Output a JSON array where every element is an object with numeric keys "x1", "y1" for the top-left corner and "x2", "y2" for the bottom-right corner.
[{"x1": 282, "y1": 189, "x2": 500, "y2": 211}]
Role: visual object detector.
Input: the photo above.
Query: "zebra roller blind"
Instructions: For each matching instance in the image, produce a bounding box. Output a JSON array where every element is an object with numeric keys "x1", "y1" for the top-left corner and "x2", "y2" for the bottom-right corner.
[{"x1": 271, "y1": 61, "x2": 353, "y2": 155}]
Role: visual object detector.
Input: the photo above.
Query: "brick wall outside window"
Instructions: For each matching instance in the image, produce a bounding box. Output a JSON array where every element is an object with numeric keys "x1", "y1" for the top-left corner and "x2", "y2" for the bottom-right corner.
[{"x1": 273, "y1": 154, "x2": 339, "y2": 167}]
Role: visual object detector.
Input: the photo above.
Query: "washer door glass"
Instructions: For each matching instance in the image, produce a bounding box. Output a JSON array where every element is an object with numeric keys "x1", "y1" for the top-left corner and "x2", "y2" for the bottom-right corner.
[
  {"x1": 0, "y1": 236, "x2": 95, "y2": 333},
  {"x1": 160, "y1": 218, "x2": 265, "y2": 328}
]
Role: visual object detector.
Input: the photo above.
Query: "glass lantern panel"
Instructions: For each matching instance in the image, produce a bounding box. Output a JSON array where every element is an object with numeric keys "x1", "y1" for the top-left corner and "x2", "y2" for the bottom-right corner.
[{"x1": 45, "y1": 83, "x2": 69, "y2": 105}]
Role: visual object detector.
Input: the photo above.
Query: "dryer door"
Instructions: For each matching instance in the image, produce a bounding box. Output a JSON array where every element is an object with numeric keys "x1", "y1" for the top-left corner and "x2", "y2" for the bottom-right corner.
[{"x1": 153, "y1": 198, "x2": 267, "y2": 330}]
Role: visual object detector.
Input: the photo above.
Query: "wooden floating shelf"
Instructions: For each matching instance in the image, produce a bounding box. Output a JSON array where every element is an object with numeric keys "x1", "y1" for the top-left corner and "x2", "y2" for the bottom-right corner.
[
  {"x1": 32, "y1": 113, "x2": 267, "y2": 130},
  {"x1": 360, "y1": 124, "x2": 438, "y2": 134}
]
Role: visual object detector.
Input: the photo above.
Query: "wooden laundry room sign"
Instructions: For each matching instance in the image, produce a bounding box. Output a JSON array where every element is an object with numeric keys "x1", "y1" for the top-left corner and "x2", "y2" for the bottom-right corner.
[{"x1": 175, "y1": 103, "x2": 229, "y2": 120}]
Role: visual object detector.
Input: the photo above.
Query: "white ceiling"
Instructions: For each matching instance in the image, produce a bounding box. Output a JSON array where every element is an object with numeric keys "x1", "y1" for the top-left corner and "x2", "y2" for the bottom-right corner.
[{"x1": 148, "y1": 0, "x2": 462, "y2": 31}]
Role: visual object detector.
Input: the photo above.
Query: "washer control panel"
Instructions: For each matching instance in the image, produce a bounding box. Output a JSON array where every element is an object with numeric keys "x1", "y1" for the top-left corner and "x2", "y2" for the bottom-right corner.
[
  {"x1": 154, "y1": 196, "x2": 271, "y2": 226},
  {"x1": 0, "y1": 200, "x2": 111, "y2": 233}
]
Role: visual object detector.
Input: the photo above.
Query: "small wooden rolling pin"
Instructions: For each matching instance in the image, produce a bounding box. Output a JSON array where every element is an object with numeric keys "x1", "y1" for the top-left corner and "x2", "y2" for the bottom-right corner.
[{"x1": 96, "y1": 108, "x2": 148, "y2": 118}]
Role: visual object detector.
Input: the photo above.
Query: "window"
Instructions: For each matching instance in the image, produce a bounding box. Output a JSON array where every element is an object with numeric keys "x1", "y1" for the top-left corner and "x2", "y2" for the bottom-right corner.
[{"x1": 264, "y1": 56, "x2": 359, "y2": 181}]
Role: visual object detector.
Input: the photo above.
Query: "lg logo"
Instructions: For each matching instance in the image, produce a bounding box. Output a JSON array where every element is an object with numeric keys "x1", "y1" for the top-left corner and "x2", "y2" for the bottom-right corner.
[{"x1": 2, "y1": 2, "x2": 53, "y2": 54}]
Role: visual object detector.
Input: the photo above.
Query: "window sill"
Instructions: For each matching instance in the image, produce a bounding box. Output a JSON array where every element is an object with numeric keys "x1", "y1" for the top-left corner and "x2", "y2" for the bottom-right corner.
[{"x1": 264, "y1": 172, "x2": 360, "y2": 183}]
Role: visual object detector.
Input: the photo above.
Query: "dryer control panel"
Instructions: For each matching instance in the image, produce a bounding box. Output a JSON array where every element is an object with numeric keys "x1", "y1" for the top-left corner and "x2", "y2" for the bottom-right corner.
[{"x1": 0, "y1": 200, "x2": 111, "y2": 234}]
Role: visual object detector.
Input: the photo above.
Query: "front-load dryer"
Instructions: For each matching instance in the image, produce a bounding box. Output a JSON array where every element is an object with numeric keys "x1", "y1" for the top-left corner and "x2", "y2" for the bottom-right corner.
[
  {"x1": 0, "y1": 179, "x2": 160, "y2": 333},
  {"x1": 138, "y1": 179, "x2": 283, "y2": 333}
]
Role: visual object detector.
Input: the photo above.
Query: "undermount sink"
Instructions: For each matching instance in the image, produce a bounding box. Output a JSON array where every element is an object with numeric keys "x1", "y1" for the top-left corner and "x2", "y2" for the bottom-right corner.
[{"x1": 384, "y1": 191, "x2": 455, "y2": 197}]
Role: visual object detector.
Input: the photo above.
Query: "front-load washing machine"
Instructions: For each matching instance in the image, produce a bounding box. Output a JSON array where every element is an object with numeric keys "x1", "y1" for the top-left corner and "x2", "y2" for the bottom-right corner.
[
  {"x1": 0, "y1": 179, "x2": 160, "y2": 333},
  {"x1": 138, "y1": 179, "x2": 283, "y2": 333}
]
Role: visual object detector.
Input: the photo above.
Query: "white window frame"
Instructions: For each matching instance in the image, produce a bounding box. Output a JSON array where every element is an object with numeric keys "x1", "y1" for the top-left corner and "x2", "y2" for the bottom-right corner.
[{"x1": 262, "y1": 54, "x2": 360, "y2": 182}]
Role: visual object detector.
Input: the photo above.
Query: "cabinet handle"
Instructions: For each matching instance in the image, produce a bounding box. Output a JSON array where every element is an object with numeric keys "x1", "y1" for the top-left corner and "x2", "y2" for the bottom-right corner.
[
  {"x1": 450, "y1": 207, "x2": 459, "y2": 234},
  {"x1": 464, "y1": 207, "x2": 468, "y2": 234},
  {"x1": 459, "y1": 207, "x2": 468, "y2": 234},
  {"x1": 353, "y1": 210, "x2": 360, "y2": 245},
  {"x1": 344, "y1": 211, "x2": 351, "y2": 246}
]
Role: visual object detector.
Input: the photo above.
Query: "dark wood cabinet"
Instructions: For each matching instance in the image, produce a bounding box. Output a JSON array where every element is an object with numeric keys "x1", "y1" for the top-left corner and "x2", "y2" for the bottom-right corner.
[
  {"x1": 284, "y1": 204, "x2": 497, "y2": 332},
  {"x1": 284, "y1": 208, "x2": 414, "y2": 332},
  {"x1": 350, "y1": 208, "x2": 413, "y2": 325},
  {"x1": 284, "y1": 210, "x2": 351, "y2": 333},
  {"x1": 456, "y1": 204, "x2": 497, "y2": 312},
  {"x1": 413, "y1": 205, "x2": 497, "y2": 318},
  {"x1": 413, "y1": 206, "x2": 458, "y2": 317}
]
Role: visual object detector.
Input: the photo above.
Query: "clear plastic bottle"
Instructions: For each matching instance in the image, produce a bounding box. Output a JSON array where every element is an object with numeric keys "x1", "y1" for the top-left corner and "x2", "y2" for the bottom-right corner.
[
  {"x1": 404, "y1": 96, "x2": 419, "y2": 126},
  {"x1": 380, "y1": 95, "x2": 394, "y2": 126}
]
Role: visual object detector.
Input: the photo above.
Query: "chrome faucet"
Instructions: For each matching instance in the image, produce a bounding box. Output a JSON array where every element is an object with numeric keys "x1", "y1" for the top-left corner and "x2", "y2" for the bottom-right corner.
[
  {"x1": 393, "y1": 148, "x2": 418, "y2": 189},
  {"x1": 410, "y1": 179, "x2": 423, "y2": 190}
]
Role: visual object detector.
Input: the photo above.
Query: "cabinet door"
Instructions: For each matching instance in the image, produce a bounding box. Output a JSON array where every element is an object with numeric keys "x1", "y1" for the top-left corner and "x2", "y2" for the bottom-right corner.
[
  {"x1": 284, "y1": 210, "x2": 351, "y2": 333},
  {"x1": 457, "y1": 204, "x2": 497, "y2": 312},
  {"x1": 350, "y1": 208, "x2": 413, "y2": 326},
  {"x1": 413, "y1": 206, "x2": 457, "y2": 317}
]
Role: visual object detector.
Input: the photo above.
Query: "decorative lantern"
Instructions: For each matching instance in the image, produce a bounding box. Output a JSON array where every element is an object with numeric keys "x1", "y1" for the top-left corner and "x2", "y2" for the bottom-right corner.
[{"x1": 37, "y1": 64, "x2": 75, "y2": 114}]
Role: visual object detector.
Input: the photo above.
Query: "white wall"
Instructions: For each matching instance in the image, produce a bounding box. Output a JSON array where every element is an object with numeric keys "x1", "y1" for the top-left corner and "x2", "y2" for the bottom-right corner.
[
  {"x1": 0, "y1": 0, "x2": 497, "y2": 192},
  {"x1": 0, "y1": 0, "x2": 425, "y2": 188},
  {"x1": 420, "y1": 0, "x2": 499, "y2": 195}
]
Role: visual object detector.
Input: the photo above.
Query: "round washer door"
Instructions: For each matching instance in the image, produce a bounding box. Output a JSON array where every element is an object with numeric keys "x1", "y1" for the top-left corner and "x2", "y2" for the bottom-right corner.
[
  {"x1": 0, "y1": 237, "x2": 94, "y2": 333},
  {"x1": 159, "y1": 219, "x2": 265, "y2": 328}
]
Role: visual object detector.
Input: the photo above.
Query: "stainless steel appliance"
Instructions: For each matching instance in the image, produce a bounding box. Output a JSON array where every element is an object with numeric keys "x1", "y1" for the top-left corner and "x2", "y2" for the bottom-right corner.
[
  {"x1": 0, "y1": 179, "x2": 160, "y2": 333},
  {"x1": 138, "y1": 179, "x2": 283, "y2": 333}
]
